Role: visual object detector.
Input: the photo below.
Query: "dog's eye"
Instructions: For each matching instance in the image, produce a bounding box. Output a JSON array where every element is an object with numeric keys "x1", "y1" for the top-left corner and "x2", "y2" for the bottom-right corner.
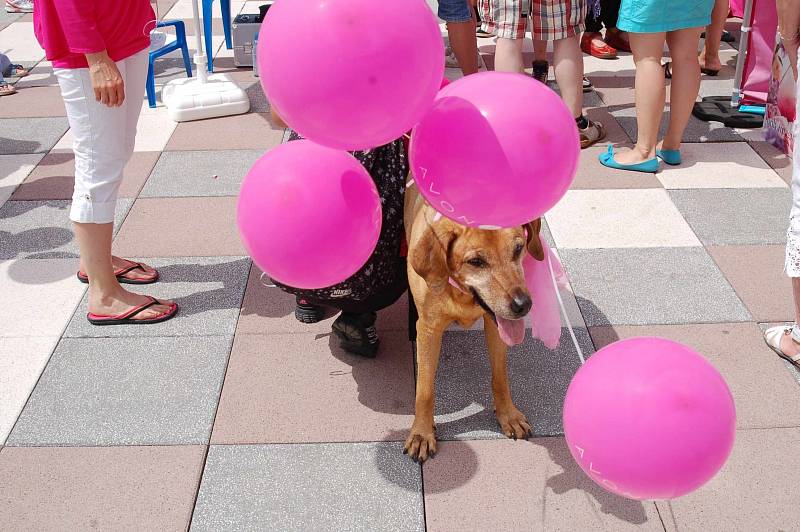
[
  {"x1": 467, "y1": 257, "x2": 487, "y2": 268},
  {"x1": 513, "y1": 243, "x2": 525, "y2": 259}
]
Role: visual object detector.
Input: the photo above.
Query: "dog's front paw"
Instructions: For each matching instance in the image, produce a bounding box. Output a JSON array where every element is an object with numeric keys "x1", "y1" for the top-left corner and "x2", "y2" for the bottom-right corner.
[
  {"x1": 403, "y1": 422, "x2": 437, "y2": 462},
  {"x1": 495, "y1": 405, "x2": 532, "y2": 440}
]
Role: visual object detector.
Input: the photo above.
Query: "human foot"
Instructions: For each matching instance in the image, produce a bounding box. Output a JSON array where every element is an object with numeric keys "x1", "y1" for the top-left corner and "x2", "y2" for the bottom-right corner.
[
  {"x1": 88, "y1": 288, "x2": 176, "y2": 324},
  {"x1": 764, "y1": 326, "x2": 800, "y2": 367},
  {"x1": 78, "y1": 257, "x2": 159, "y2": 284}
]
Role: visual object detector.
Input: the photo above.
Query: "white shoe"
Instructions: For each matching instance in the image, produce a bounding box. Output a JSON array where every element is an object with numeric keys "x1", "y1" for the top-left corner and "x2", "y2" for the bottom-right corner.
[
  {"x1": 764, "y1": 325, "x2": 800, "y2": 367},
  {"x1": 5, "y1": 0, "x2": 33, "y2": 13}
]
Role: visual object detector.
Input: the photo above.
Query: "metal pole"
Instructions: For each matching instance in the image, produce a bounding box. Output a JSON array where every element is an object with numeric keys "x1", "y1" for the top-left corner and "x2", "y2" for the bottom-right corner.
[{"x1": 732, "y1": 0, "x2": 755, "y2": 107}]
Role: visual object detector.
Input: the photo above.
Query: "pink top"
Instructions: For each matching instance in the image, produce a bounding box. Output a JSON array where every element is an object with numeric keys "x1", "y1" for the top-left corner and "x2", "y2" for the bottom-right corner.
[{"x1": 33, "y1": 0, "x2": 155, "y2": 69}]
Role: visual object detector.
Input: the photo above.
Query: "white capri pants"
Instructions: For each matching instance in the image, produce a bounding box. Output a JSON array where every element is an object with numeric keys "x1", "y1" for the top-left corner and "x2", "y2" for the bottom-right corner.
[{"x1": 54, "y1": 49, "x2": 148, "y2": 224}]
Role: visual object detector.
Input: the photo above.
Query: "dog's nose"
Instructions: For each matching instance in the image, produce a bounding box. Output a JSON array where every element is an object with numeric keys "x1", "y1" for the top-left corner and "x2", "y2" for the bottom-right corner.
[{"x1": 510, "y1": 291, "x2": 532, "y2": 317}]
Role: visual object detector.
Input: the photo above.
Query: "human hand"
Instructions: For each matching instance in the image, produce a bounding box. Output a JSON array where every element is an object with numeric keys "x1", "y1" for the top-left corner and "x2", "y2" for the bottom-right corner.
[
  {"x1": 85, "y1": 51, "x2": 125, "y2": 107},
  {"x1": 787, "y1": 36, "x2": 800, "y2": 81}
]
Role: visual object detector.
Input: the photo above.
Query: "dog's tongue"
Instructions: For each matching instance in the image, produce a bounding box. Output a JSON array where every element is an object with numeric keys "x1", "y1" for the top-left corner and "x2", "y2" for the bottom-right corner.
[{"x1": 496, "y1": 316, "x2": 526, "y2": 346}]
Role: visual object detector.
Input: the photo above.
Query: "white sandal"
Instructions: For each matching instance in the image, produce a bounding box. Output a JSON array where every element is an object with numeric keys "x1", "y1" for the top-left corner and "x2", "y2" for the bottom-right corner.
[{"x1": 764, "y1": 325, "x2": 800, "y2": 367}]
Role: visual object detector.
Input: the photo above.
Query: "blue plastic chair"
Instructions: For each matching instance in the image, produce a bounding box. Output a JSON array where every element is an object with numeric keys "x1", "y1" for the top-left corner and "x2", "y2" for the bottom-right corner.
[
  {"x1": 203, "y1": 0, "x2": 233, "y2": 72},
  {"x1": 146, "y1": 20, "x2": 193, "y2": 108}
]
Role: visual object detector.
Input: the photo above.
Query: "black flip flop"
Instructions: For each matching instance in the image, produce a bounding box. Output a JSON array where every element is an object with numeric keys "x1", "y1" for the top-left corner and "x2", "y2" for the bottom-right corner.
[
  {"x1": 87, "y1": 297, "x2": 178, "y2": 326},
  {"x1": 664, "y1": 61, "x2": 719, "y2": 79},
  {"x1": 691, "y1": 96, "x2": 764, "y2": 129}
]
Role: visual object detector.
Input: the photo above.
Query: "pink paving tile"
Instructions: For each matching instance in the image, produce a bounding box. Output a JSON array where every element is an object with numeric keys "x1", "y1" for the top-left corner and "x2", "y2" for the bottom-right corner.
[
  {"x1": 237, "y1": 265, "x2": 409, "y2": 335},
  {"x1": 572, "y1": 145, "x2": 663, "y2": 190},
  {"x1": 166, "y1": 112, "x2": 284, "y2": 151},
  {"x1": 211, "y1": 332, "x2": 415, "y2": 444},
  {"x1": 113, "y1": 197, "x2": 246, "y2": 257},
  {"x1": 0, "y1": 86, "x2": 66, "y2": 118},
  {"x1": 595, "y1": 85, "x2": 637, "y2": 108},
  {"x1": 423, "y1": 439, "x2": 663, "y2": 531},
  {"x1": 708, "y1": 245, "x2": 793, "y2": 323},
  {"x1": 749, "y1": 140, "x2": 792, "y2": 185},
  {"x1": 658, "y1": 427, "x2": 800, "y2": 531},
  {"x1": 0, "y1": 445, "x2": 205, "y2": 531},
  {"x1": 11, "y1": 152, "x2": 159, "y2": 200},
  {"x1": 585, "y1": 105, "x2": 632, "y2": 147},
  {"x1": 589, "y1": 323, "x2": 800, "y2": 429}
]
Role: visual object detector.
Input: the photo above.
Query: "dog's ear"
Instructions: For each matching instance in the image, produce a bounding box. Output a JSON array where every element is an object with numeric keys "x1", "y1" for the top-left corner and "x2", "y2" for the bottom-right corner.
[
  {"x1": 410, "y1": 223, "x2": 455, "y2": 294},
  {"x1": 524, "y1": 219, "x2": 545, "y2": 261}
]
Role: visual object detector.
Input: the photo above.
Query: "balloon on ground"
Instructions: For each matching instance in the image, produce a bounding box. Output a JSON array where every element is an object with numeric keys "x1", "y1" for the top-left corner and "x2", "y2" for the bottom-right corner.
[
  {"x1": 563, "y1": 337, "x2": 736, "y2": 500},
  {"x1": 410, "y1": 71, "x2": 580, "y2": 228},
  {"x1": 237, "y1": 140, "x2": 382, "y2": 289},
  {"x1": 258, "y1": 0, "x2": 444, "y2": 151}
]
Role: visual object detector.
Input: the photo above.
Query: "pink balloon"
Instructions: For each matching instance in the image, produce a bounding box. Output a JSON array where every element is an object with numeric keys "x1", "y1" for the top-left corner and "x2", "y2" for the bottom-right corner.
[
  {"x1": 410, "y1": 71, "x2": 579, "y2": 228},
  {"x1": 563, "y1": 337, "x2": 736, "y2": 500},
  {"x1": 237, "y1": 140, "x2": 382, "y2": 289},
  {"x1": 258, "y1": 0, "x2": 444, "y2": 150}
]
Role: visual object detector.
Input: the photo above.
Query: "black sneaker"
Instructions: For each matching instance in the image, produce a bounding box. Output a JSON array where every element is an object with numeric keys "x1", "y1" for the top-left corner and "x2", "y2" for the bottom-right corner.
[
  {"x1": 332, "y1": 312, "x2": 380, "y2": 358},
  {"x1": 295, "y1": 297, "x2": 324, "y2": 324},
  {"x1": 532, "y1": 60, "x2": 549, "y2": 85}
]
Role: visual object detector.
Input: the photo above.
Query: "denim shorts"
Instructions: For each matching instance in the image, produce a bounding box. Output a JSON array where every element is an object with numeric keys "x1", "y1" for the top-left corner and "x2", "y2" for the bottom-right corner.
[{"x1": 438, "y1": 0, "x2": 473, "y2": 23}]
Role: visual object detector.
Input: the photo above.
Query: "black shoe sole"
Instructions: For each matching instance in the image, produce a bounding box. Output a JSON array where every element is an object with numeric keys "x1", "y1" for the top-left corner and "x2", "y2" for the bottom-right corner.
[
  {"x1": 332, "y1": 328, "x2": 379, "y2": 358},
  {"x1": 295, "y1": 304, "x2": 324, "y2": 324}
]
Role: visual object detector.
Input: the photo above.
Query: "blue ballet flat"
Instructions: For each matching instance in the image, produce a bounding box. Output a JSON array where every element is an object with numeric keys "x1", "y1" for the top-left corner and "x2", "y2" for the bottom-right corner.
[
  {"x1": 598, "y1": 145, "x2": 659, "y2": 173},
  {"x1": 656, "y1": 148, "x2": 681, "y2": 166}
]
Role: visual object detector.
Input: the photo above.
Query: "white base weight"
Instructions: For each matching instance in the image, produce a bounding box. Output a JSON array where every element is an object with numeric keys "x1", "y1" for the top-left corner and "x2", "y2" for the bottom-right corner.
[{"x1": 162, "y1": 73, "x2": 250, "y2": 122}]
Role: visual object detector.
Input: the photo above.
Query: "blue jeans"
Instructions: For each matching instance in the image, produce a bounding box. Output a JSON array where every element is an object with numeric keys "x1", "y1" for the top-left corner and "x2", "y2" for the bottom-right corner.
[
  {"x1": 0, "y1": 54, "x2": 10, "y2": 84},
  {"x1": 438, "y1": 0, "x2": 472, "y2": 23}
]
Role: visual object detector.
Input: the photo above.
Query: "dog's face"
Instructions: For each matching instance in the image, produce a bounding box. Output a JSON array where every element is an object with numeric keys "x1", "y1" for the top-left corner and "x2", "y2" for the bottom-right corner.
[{"x1": 410, "y1": 217, "x2": 544, "y2": 322}]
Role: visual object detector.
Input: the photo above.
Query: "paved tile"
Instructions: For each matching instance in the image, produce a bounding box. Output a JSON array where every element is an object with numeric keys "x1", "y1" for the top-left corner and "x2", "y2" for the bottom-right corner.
[
  {"x1": 140, "y1": 149, "x2": 261, "y2": 197},
  {"x1": 166, "y1": 112, "x2": 284, "y2": 151},
  {"x1": 65, "y1": 256, "x2": 250, "y2": 338},
  {"x1": 612, "y1": 106, "x2": 749, "y2": 143},
  {"x1": 191, "y1": 443, "x2": 424, "y2": 532},
  {"x1": 424, "y1": 439, "x2": 663, "y2": 531},
  {"x1": 708, "y1": 246, "x2": 793, "y2": 322},
  {"x1": 0, "y1": 337, "x2": 58, "y2": 445},
  {"x1": 0, "y1": 199, "x2": 132, "y2": 259},
  {"x1": 0, "y1": 86, "x2": 66, "y2": 118},
  {"x1": 559, "y1": 248, "x2": 751, "y2": 325},
  {"x1": 658, "y1": 428, "x2": 800, "y2": 531},
  {"x1": 0, "y1": 117, "x2": 69, "y2": 154},
  {"x1": 749, "y1": 140, "x2": 792, "y2": 185},
  {"x1": 212, "y1": 332, "x2": 415, "y2": 443},
  {"x1": 0, "y1": 22, "x2": 45, "y2": 62},
  {"x1": 656, "y1": 143, "x2": 787, "y2": 189},
  {"x1": 590, "y1": 323, "x2": 800, "y2": 429},
  {"x1": 669, "y1": 189, "x2": 791, "y2": 245},
  {"x1": 585, "y1": 106, "x2": 631, "y2": 146},
  {"x1": 0, "y1": 445, "x2": 205, "y2": 531},
  {"x1": 0, "y1": 153, "x2": 43, "y2": 207},
  {"x1": 0, "y1": 259, "x2": 86, "y2": 337},
  {"x1": 53, "y1": 112, "x2": 176, "y2": 153},
  {"x1": 546, "y1": 189, "x2": 701, "y2": 249},
  {"x1": 13, "y1": 61, "x2": 58, "y2": 89},
  {"x1": 6, "y1": 336, "x2": 232, "y2": 446},
  {"x1": 113, "y1": 197, "x2": 246, "y2": 257},
  {"x1": 571, "y1": 145, "x2": 662, "y2": 189},
  {"x1": 11, "y1": 151, "x2": 159, "y2": 200},
  {"x1": 430, "y1": 328, "x2": 592, "y2": 440},
  {"x1": 236, "y1": 265, "x2": 409, "y2": 335}
]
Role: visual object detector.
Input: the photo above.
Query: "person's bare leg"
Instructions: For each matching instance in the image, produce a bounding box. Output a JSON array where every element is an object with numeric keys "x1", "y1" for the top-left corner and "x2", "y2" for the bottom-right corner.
[
  {"x1": 779, "y1": 278, "x2": 800, "y2": 356},
  {"x1": 662, "y1": 28, "x2": 703, "y2": 151},
  {"x1": 552, "y1": 36, "x2": 584, "y2": 117},
  {"x1": 495, "y1": 37, "x2": 524, "y2": 73},
  {"x1": 699, "y1": 0, "x2": 728, "y2": 71},
  {"x1": 613, "y1": 32, "x2": 666, "y2": 164},
  {"x1": 447, "y1": 20, "x2": 480, "y2": 75},
  {"x1": 75, "y1": 222, "x2": 173, "y2": 319}
]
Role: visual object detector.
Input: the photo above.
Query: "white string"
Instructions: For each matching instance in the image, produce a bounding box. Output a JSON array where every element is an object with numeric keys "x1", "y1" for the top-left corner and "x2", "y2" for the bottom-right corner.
[
  {"x1": 259, "y1": 272, "x2": 276, "y2": 288},
  {"x1": 547, "y1": 251, "x2": 585, "y2": 364}
]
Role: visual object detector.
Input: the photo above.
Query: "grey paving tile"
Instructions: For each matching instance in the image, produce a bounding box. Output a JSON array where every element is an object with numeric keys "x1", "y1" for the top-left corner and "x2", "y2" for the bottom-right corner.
[
  {"x1": 139, "y1": 150, "x2": 261, "y2": 197},
  {"x1": 669, "y1": 189, "x2": 791, "y2": 245},
  {"x1": 0, "y1": 199, "x2": 132, "y2": 259},
  {"x1": 6, "y1": 336, "x2": 232, "y2": 446},
  {"x1": 432, "y1": 328, "x2": 593, "y2": 440},
  {"x1": 559, "y1": 248, "x2": 751, "y2": 326},
  {"x1": 0, "y1": 117, "x2": 69, "y2": 154},
  {"x1": 610, "y1": 105, "x2": 748, "y2": 143},
  {"x1": 191, "y1": 443, "x2": 424, "y2": 532},
  {"x1": 64, "y1": 257, "x2": 250, "y2": 338}
]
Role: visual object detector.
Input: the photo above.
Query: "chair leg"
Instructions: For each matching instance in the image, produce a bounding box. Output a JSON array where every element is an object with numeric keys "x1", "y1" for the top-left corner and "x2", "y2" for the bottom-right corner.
[
  {"x1": 221, "y1": 0, "x2": 233, "y2": 50},
  {"x1": 181, "y1": 44, "x2": 193, "y2": 77},
  {"x1": 203, "y1": 0, "x2": 215, "y2": 72},
  {"x1": 146, "y1": 61, "x2": 157, "y2": 108}
]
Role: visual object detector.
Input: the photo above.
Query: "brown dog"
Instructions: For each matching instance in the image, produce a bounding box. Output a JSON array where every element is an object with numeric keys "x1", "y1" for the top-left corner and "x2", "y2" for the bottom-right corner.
[{"x1": 403, "y1": 178, "x2": 545, "y2": 462}]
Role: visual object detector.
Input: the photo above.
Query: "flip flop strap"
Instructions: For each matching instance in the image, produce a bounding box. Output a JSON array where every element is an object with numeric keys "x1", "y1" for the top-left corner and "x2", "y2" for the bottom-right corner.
[
  {"x1": 116, "y1": 296, "x2": 160, "y2": 320},
  {"x1": 114, "y1": 261, "x2": 147, "y2": 277}
]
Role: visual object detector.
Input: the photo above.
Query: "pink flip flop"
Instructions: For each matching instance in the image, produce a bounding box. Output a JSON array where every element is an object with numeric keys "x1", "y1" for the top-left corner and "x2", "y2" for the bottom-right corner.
[
  {"x1": 87, "y1": 297, "x2": 178, "y2": 326},
  {"x1": 77, "y1": 260, "x2": 159, "y2": 285}
]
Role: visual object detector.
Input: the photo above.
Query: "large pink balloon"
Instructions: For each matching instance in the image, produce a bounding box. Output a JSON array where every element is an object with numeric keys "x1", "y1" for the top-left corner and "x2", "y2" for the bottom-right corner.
[
  {"x1": 237, "y1": 141, "x2": 382, "y2": 289},
  {"x1": 410, "y1": 71, "x2": 580, "y2": 228},
  {"x1": 563, "y1": 337, "x2": 736, "y2": 500},
  {"x1": 258, "y1": 0, "x2": 444, "y2": 150}
]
